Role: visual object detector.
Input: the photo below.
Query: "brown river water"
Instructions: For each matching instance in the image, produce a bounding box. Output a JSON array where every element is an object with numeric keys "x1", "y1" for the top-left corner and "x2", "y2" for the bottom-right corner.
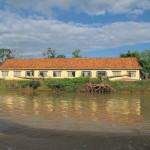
[{"x1": 0, "y1": 91, "x2": 150, "y2": 150}]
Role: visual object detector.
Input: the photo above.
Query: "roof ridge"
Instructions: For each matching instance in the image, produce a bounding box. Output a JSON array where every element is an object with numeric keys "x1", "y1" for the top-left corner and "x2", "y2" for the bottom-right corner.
[
  {"x1": 5, "y1": 57, "x2": 138, "y2": 60},
  {"x1": 0, "y1": 57, "x2": 141, "y2": 69}
]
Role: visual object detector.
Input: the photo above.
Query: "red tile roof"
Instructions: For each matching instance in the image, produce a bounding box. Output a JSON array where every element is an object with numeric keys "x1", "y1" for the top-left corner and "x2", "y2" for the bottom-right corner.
[{"x1": 0, "y1": 58, "x2": 141, "y2": 69}]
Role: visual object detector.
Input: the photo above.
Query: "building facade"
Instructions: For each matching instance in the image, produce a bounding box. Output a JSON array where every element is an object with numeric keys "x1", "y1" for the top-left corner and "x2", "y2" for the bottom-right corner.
[{"x1": 0, "y1": 58, "x2": 141, "y2": 80}]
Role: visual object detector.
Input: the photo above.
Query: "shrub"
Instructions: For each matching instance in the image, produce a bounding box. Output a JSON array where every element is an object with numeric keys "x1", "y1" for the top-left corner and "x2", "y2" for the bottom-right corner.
[
  {"x1": 97, "y1": 75, "x2": 102, "y2": 82},
  {"x1": 71, "y1": 77, "x2": 89, "y2": 84},
  {"x1": 44, "y1": 77, "x2": 90, "y2": 91},
  {"x1": 17, "y1": 80, "x2": 40, "y2": 89},
  {"x1": 29, "y1": 80, "x2": 40, "y2": 90},
  {"x1": 89, "y1": 78, "x2": 101, "y2": 84}
]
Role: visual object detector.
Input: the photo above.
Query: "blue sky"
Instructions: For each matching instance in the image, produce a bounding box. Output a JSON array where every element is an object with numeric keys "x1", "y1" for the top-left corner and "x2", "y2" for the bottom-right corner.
[{"x1": 0, "y1": 0, "x2": 150, "y2": 58}]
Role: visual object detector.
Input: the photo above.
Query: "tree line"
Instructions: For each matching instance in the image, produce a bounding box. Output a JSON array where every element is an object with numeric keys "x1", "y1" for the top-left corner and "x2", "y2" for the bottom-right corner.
[
  {"x1": 42, "y1": 48, "x2": 82, "y2": 58},
  {"x1": 0, "y1": 48, "x2": 16, "y2": 62},
  {"x1": 120, "y1": 50, "x2": 150, "y2": 80},
  {"x1": 0, "y1": 48, "x2": 82, "y2": 61},
  {"x1": 0, "y1": 48, "x2": 150, "y2": 79}
]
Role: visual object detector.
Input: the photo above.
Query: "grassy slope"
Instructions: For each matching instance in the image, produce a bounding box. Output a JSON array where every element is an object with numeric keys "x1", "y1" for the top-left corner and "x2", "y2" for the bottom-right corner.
[
  {"x1": 109, "y1": 80, "x2": 150, "y2": 92},
  {"x1": 0, "y1": 78, "x2": 150, "y2": 92}
]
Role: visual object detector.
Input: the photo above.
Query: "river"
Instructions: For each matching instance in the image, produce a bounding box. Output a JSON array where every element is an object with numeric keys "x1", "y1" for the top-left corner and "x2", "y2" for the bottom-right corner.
[{"x1": 0, "y1": 90, "x2": 150, "y2": 150}]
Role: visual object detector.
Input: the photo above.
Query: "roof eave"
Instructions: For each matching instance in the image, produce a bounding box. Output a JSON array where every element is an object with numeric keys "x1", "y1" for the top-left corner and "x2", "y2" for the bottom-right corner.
[{"x1": 0, "y1": 68, "x2": 142, "y2": 70}]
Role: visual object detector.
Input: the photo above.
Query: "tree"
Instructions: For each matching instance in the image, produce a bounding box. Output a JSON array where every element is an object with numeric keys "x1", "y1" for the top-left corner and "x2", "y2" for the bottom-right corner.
[
  {"x1": 56, "y1": 54, "x2": 66, "y2": 58},
  {"x1": 0, "y1": 48, "x2": 16, "y2": 62},
  {"x1": 43, "y1": 48, "x2": 56, "y2": 58},
  {"x1": 72, "y1": 49, "x2": 82, "y2": 58},
  {"x1": 139, "y1": 50, "x2": 150, "y2": 80},
  {"x1": 120, "y1": 50, "x2": 140, "y2": 58}
]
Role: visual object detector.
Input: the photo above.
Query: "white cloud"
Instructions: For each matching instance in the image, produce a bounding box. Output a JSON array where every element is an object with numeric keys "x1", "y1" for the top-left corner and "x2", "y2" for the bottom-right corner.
[
  {"x1": 0, "y1": 11, "x2": 150, "y2": 57},
  {"x1": 4, "y1": 0, "x2": 150, "y2": 16},
  {"x1": 131, "y1": 9, "x2": 144, "y2": 14}
]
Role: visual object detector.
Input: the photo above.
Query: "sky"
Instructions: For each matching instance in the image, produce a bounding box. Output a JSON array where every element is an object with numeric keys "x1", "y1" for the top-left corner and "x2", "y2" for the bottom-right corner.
[{"x1": 0, "y1": 0, "x2": 150, "y2": 58}]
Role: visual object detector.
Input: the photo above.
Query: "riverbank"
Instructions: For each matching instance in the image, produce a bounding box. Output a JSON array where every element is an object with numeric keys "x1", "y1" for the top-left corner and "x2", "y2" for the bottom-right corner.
[
  {"x1": 1, "y1": 128, "x2": 149, "y2": 150},
  {"x1": 0, "y1": 119, "x2": 150, "y2": 150},
  {"x1": 109, "y1": 80, "x2": 150, "y2": 93},
  {"x1": 0, "y1": 78, "x2": 150, "y2": 93}
]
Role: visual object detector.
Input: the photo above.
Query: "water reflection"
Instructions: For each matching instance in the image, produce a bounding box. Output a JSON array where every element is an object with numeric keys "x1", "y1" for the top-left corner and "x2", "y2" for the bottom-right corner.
[{"x1": 0, "y1": 91, "x2": 150, "y2": 134}]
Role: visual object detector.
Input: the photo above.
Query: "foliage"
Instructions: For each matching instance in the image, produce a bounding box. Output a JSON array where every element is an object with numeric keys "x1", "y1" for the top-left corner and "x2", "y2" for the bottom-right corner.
[
  {"x1": 120, "y1": 50, "x2": 150, "y2": 79},
  {"x1": 89, "y1": 75, "x2": 109, "y2": 84},
  {"x1": 120, "y1": 50, "x2": 140, "y2": 59},
  {"x1": 71, "y1": 77, "x2": 90, "y2": 84},
  {"x1": 139, "y1": 50, "x2": 150, "y2": 77},
  {"x1": 56, "y1": 54, "x2": 66, "y2": 58},
  {"x1": 43, "y1": 48, "x2": 56, "y2": 58},
  {"x1": 17, "y1": 80, "x2": 30, "y2": 88},
  {"x1": 88, "y1": 78, "x2": 101, "y2": 84},
  {"x1": 29, "y1": 80, "x2": 40, "y2": 89},
  {"x1": 45, "y1": 79, "x2": 65, "y2": 89},
  {"x1": 72, "y1": 49, "x2": 82, "y2": 58},
  {"x1": 17, "y1": 80, "x2": 40, "y2": 89},
  {"x1": 43, "y1": 48, "x2": 67, "y2": 58},
  {"x1": 0, "y1": 48, "x2": 16, "y2": 62},
  {"x1": 45, "y1": 77, "x2": 89, "y2": 91},
  {"x1": 96, "y1": 75, "x2": 102, "y2": 82},
  {"x1": 0, "y1": 79, "x2": 150, "y2": 92}
]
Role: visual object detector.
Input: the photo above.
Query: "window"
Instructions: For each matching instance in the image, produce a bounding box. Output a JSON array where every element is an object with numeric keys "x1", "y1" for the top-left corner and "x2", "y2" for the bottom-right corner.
[
  {"x1": 39, "y1": 71, "x2": 47, "y2": 77},
  {"x1": 26, "y1": 71, "x2": 34, "y2": 77},
  {"x1": 14, "y1": 71, "x2": 21, "y2": 77},
  {"x1": 68, "y1": 71, "x2": 75, "y2": 77},
  {"x1": 81, "y1": 71, "x2": 92, "y2": 77},
  {"x1": 2, "y1": 71, "x2": 8, "y2": 77},
  {"x1": 112, "y1": 71, "x2": 121, "y2": 76},
  {"x1": 53, "y1": 71, "x2": 61, "y2": 77},
  {"x1": 97, "y1": 71, "x2": 107, "y2": 76},
  {"x1": 127, "y1": 71, "x2": 136, "y2": 77}
]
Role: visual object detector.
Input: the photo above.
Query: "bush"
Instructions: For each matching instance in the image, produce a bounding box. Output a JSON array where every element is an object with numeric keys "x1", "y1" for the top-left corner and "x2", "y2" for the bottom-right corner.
[
  {"x1": 29, "y1": 80, "x2": 40, "y2": 89},
  {"x1": 89, "y1": 78, "x2": 101, "y2": 84},
  {"x1": 17, "y1": 80, "x2": 40, "y2": 89},
  {"x1": 71, "y1": 77, "x2": 90, "y2": 84},
  {"x1": 45, "y1": 77, "x2": 90, "y2": 91}
]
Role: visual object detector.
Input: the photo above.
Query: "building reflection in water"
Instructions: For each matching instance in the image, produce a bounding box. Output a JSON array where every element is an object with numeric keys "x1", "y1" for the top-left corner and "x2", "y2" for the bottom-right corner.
[{"x1": 0, "y1": 91, "x2": 149, "y2": 133}]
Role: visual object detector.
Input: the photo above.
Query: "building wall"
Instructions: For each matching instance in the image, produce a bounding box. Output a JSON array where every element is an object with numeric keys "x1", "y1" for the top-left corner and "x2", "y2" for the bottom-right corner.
[{"x1": 0, "y1": 69, "x2": 140, "y2": 80}]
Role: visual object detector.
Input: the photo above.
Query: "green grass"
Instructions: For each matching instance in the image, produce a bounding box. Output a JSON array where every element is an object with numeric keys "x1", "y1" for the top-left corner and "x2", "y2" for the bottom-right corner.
[
  {"x1": 0, "y1": 80, "x2": 18, "y2": 89},
  {"x1": 0, "y1": 78, "x2": 150, "y2": 92},
  {"x1": 17, "y1": 80, "x2": 30, "y2": 88},
  {"x1": 109, "y1": 80, "x2": 150, "y2": 91}
]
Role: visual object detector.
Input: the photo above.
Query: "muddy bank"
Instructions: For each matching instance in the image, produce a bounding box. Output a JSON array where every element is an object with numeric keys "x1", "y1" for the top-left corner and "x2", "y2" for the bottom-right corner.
[
  {"x1": 1, "y1": 130, "x2": 150, "y2": 150},
  {"x1": 0, "y1": 119, "x2": 150, "y2": 150},
  {"x1": 1, "y1": 132, "x2": 150, "y2": 150}
]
